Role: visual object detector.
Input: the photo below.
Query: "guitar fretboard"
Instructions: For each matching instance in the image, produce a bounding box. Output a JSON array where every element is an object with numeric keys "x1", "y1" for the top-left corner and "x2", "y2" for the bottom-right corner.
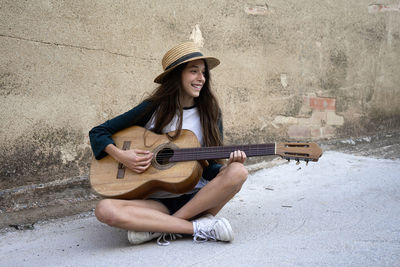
[{"x1": 169, "y1": 144, "x2": 276, "y2": 162}]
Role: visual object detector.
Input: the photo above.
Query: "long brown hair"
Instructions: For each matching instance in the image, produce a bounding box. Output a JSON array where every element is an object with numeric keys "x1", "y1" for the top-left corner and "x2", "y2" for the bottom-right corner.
[{"x1": 145, "y1": 60, "x2": 223, "y2": 147}]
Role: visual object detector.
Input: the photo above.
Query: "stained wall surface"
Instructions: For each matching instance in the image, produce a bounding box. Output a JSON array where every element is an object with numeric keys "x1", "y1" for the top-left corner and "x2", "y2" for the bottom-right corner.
[{"x1": 0, "y1": 1, "x2": 399, "y2": 221}]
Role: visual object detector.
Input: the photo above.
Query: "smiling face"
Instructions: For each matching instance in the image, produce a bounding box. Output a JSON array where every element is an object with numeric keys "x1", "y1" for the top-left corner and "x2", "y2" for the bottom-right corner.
[{"x1": 180, "y1": 59, "x2": 206, "y2": 107}]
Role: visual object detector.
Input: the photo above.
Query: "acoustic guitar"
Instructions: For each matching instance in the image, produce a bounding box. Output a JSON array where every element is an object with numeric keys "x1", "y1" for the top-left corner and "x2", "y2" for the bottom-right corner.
[{"x1": 89, "y1": 126, "x2": 322, "y2": 199}]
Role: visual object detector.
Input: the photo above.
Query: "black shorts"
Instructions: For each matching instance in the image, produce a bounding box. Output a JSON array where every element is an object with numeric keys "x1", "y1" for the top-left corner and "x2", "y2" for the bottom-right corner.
[{"x1": 152, "y1": 192, "x2": 197, "y2": 214}]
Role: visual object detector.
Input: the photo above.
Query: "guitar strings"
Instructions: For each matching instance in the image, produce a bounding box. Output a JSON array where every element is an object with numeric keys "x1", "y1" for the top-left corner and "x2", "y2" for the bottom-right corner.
[
  {"x1": 154, "y1": 147, "x2": 277, "y2": 161},
  {"x1": 155, "y1": 146, "x2": 275, "y2": 155},
  {"x1": 153, "y1": 145, "x2": 313, "y2": 161},
  {"x1": 155, "y1": 147, "x2": 275, "y2": 154}
]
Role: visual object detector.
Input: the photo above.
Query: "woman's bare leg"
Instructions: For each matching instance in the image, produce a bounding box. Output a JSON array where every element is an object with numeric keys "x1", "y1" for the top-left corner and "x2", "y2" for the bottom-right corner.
[
  {"x1": 95, "y1": 161, "x2": 247, "y2": 235},
  {"x1": 173, "y1": 162, "x2": 248, "y2": 219},
  {"x1": 95, "y1": 198, "x2": 193, "y2": 234}
]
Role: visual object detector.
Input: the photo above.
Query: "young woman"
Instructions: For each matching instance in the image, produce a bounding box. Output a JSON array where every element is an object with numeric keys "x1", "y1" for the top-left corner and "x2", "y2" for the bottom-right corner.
[{"x1": 89, "y1": 42, "x2": 248, "y2": 245}]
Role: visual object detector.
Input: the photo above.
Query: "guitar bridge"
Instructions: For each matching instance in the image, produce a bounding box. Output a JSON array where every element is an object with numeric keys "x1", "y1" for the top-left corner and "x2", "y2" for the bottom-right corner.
[{"x1": 117, "y1": 141, "x2": 131, "y2": 179}]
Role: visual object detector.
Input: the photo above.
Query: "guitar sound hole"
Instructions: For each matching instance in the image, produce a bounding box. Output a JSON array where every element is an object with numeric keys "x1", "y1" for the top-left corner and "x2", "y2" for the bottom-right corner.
[{"x1": 156, "y1": 147, "x2": 174, "y2": 165}]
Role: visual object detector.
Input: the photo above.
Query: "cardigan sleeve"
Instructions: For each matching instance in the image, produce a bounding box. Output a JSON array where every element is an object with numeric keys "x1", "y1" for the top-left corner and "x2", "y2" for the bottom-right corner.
[
  {"x1": 89, "y1": 101, "x2": 155, "y2": 160},
  {"x1": 202, "y1": 111, "x2": 224, "y2": 181}
]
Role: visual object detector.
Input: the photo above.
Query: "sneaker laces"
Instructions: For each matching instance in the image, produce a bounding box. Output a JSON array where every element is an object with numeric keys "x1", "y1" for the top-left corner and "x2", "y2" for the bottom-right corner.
[
  {"x1": 156, "y1": 233, "x2": 182, "y2": 246},
  {"x1": 192, "y1": 220, "x2": 217, "y2": 243}
]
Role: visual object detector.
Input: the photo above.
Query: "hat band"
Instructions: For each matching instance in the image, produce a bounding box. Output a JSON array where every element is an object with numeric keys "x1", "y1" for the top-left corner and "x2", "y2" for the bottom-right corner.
[{"x1": 165, "y1": 52, "x2": 204, "y2": 71}]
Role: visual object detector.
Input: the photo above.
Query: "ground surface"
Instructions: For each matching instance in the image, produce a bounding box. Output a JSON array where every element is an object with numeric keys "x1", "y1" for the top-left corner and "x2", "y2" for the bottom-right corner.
[
  {"x1": 1, "y1": 129, "x2": 399, "y2": 230},
  {"x1": 1, "y1": 149, "x2": 399, "y2": 266}
]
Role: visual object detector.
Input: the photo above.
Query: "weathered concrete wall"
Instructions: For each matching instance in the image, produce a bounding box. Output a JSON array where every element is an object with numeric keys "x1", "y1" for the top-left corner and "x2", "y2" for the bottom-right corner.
[{"x1": 1, "y1": 0, "x2": 399, "y2": 225}]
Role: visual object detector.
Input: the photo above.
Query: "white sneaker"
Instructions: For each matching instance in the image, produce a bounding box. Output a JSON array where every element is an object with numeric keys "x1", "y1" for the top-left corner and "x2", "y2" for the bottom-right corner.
[
  {"x1": 156, "y1": 233, "x2": 182, "y2": 246},
  {"x1": 195, "y1": 213, "x2": 215, "y2": 222},
  {"x1": 127, "y1": 231, "x2": 161, "y2": 245},
  {"x1": 127, "y1": 231, "x2": 182, "y2": 246},
  {"x1": 192, "y1": 217, "x2": 234, "y2": 242}
]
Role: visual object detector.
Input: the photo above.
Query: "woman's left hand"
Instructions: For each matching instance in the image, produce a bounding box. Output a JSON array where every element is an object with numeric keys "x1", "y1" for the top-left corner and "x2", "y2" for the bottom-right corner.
[{"x1": 227, "y1": 150, "x2": 247, "y2": 165}]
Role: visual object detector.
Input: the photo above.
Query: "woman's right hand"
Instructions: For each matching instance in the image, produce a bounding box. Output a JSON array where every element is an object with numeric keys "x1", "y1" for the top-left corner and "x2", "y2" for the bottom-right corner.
[
  {"x1": 119, "y1": 149, "x2": 154, "y2": 173},
  {"x1": 105, "y1": 144, "x2": 153, "y2": 174}
]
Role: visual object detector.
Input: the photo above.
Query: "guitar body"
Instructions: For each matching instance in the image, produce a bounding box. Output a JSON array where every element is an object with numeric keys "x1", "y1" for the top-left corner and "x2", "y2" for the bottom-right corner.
[{"x1": 89, "y1": 126, "x2": 203, "y2": 199}]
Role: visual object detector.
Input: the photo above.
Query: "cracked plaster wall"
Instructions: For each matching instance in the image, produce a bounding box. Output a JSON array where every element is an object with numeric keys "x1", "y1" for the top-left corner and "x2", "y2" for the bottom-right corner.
[{"x1": 1, "y1": 0, "x2": 400, "y2": 191}]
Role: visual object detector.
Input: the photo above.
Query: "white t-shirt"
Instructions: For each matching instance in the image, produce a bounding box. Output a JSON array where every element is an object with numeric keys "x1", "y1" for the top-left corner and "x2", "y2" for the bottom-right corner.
[{"x1": 145, "y1": 106, "x2": 208, "y2": 198}]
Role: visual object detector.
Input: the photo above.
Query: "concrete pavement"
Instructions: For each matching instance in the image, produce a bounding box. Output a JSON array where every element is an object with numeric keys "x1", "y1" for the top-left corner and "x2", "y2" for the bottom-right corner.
[{"x1": 1, "y1": 151, "x2": 399, "y2": 266}]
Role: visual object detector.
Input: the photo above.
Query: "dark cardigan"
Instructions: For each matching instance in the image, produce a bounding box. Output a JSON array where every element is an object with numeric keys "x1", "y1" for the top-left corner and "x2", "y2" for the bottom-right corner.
[{"x1": 89, "y1": 100, "x2": 223, "y2": 181}]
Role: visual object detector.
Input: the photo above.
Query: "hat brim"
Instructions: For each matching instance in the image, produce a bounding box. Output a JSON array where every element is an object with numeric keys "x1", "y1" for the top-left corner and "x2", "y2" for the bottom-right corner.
[{"x1": 154, "y1": 56, "x2": 220, "y2": 84}]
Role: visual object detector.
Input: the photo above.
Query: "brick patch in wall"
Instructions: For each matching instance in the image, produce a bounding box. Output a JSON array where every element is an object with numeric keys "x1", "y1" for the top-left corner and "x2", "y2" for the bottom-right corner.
[
  {"x1": 273, "y1": 95, "x2": 344, "y2": 139},
  {"x1": 305, "y1": 96, "x2": 336, "y2": 111}
]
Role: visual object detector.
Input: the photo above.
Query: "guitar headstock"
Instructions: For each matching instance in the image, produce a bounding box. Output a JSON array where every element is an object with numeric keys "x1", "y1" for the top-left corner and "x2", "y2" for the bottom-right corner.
[{"x1": 276, "y1": 142, "x2": 323, "y2": 163}]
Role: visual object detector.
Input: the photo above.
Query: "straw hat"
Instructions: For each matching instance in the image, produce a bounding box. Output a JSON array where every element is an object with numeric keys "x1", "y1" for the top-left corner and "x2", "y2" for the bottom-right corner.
[{"x1": 154, "y1": 42, "x2": 220, "y2": 84}]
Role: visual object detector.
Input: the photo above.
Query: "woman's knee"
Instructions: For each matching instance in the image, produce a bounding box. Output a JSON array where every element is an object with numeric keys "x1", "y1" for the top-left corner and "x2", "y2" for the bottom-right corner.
[
  {"x1": 95, "y1": 199, "x2": 118, "y2": 226},
  {"x1": 229, "y1": 162, "x2": 248, "y2": 181},
  {"x1": 221, "y1": 162, "x2": 248, "y2": 189}
]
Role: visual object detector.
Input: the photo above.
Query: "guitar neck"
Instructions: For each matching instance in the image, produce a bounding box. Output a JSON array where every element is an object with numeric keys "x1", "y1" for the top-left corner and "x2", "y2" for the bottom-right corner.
[{"x1": 170, "y1": 143, "x2": 276, "y2": 162}]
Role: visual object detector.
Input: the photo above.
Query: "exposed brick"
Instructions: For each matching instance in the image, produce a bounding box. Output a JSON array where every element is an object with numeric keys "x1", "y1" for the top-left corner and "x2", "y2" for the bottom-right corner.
[
  {"x1": 287, "y1": 95, "x2": 343, "y2": 139},
  {"x1": 308, "y1": 97, "x2": 336, "y2": 111}
]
